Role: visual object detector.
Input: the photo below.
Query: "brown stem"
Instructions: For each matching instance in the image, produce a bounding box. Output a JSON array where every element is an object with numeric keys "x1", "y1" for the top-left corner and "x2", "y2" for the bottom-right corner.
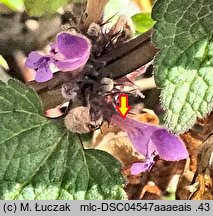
[
  {"x1": 80, "y1": 0, "x2": 110, "y2": 31},
  {"x1": 98, "y1": 29, "x2": 157, "y2": 79},
  {"x1": 26, "y1": 72, "x2": 71, "y2": 94}
]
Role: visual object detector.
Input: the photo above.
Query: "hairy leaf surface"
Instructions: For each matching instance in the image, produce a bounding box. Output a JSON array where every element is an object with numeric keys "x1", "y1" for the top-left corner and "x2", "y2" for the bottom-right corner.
[
  {"x1": 152, "y1": 0, "x2": 213, "y2": 133},
  {"x1": 0, "y1": 80, "x2": 125, "y2": 200}
]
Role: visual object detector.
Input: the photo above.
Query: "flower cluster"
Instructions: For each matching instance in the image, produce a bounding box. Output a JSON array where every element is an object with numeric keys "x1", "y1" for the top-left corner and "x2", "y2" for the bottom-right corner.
[
  {"x1": 25, "y1": 32, "x2": 91, "y2": 82},
  {"x1": 25, "y1": 30, "x2": 189, "y2": 176},
  {"x1": 111, "y1": 115, "x2": 188, "y2": 175}
]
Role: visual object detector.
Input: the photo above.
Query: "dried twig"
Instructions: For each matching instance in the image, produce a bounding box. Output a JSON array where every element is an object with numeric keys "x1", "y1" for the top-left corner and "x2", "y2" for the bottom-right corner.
[
  {"x1": 80, "y1": 0, "x2": 109, "y2": 31},
  {"x1": 99, "y1": 29, "x2": 157, "y2": 79}
]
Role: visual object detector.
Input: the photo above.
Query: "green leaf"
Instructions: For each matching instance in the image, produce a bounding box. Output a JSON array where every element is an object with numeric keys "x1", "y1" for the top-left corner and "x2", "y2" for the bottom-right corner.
[
  {"x1": 0, "y1": 0, "x2": 24, "y2": 11},
  {"x1": 24, "y1": 0, "x2": 69, "y2": 16},
  {"x1": 0, "y1": 79, "x2": 125, "y2": 200},
  {"x1": 131, "y1": 12, "x2": 155, "y2": 33},
  {"x1": 152, "y1": 0, "x2": 213, "y2": 133}
]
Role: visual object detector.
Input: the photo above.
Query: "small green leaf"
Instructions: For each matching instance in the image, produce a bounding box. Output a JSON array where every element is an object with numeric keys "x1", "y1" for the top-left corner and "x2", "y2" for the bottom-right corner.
[
  {"x1": 0, "y1": 0, "x2": 24, "y2": 11},
  {"x1": 131, "y1": 12, "x2": 155, "y2": 33},
  {"x1": 24, "y1": 0, "x2": 68, "y2": 16},
  {"x1": 0, "y1": 79, "x2": 125, "y2": 200},
  {"x1": 152, "y1": 0, "x2": 213, "y2": 133}
]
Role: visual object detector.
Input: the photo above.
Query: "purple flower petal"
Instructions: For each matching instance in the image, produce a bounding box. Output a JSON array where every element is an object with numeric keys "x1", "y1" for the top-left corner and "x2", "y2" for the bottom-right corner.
[
  {"x1": 50, "y1": 43, "x2": 58, "y2": 55},
  {"x1": 130, "y1": 159, "x2": 154, "y2": 175},
  {"x1": 25, "y1": 51, "x2": 43, "y2": 68},
  {"x1": 151, "y1": 129, "x2": 189, "y2": 161},
  {"x1": 112, "y1": 115, "x2": 157, "y2": 156},
  {"x1": 56, "y1": 32, "x2": 91, "y2": 60},
  {"x1": 127, "y1": 122, "x2": 157, "y2": 157},
  {"x1": 25, "y1": 32, "x2": 91, "y2": 82},
  {"x1": 54, "y1": 57, "x2": 88, "y2": 71},
  {"x1": 52, "y1": 32, "x2": 91, "y2": 71},
  {"x1": 35, "y1": 66, "x2": 53, "y2": 82},
  {"x1": 111, "y1": 114, "x2": 188, "y2": 175},
  {"x1": 25, "y1": 51, "x2": 53, "y2": 82}
]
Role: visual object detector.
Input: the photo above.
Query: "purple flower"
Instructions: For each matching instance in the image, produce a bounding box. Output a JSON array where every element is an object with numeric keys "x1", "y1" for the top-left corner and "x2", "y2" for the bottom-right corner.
[
  {"x1": 111, "y1": 115, "x2": 188, "y2": 175},
  {"x1": 51, "y1": 33, "x2": 91, "y2": 71},
  {"x1": 25, "y1": 32, "x2": 91, "y2": 82},
  {"x1": 25, "y1": 52, "x2": 53, "y2": 82}
]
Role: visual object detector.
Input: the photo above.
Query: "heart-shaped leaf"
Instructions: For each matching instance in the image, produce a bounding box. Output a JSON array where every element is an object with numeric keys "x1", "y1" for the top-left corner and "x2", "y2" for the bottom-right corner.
[{"x1": 0, "y1": 79, "x2": 125, "y2": 200}]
